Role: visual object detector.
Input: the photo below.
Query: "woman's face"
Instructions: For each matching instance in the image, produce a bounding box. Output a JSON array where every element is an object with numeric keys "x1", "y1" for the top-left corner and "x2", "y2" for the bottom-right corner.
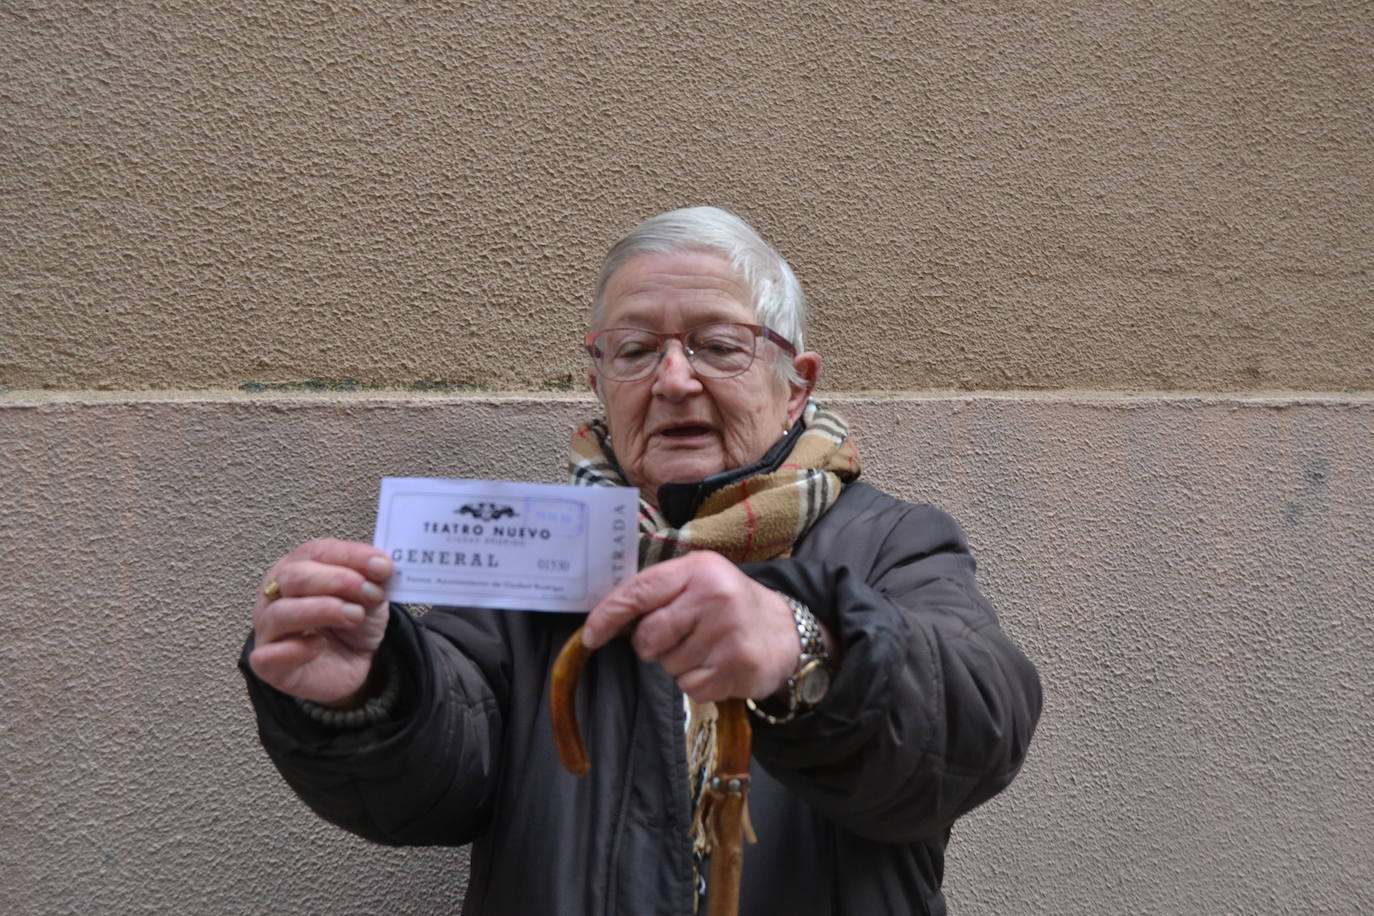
[{"x1": 589, "y1": 250, "x2": 819, "y2": 502}]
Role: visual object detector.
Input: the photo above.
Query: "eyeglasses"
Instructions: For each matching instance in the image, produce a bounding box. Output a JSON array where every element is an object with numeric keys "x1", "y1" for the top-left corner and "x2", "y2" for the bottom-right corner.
[{"x1": 584, "y1": 322, "x2": 797, "y2": 382}]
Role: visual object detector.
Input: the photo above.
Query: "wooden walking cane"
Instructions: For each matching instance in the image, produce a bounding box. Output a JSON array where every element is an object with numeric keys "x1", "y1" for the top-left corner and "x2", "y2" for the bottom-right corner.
[{"x1": 550, "y1": 627, "x2": 752, "y2": 916}]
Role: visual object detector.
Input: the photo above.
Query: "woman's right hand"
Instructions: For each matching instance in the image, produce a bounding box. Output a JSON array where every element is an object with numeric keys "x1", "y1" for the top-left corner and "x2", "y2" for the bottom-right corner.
[{"x1": 249, "y1": 539, "x2": 393, "y2": 707}]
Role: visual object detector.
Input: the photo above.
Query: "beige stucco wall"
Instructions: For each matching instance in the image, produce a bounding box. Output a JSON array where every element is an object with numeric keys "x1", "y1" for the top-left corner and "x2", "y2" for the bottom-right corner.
[
  {"x1": 5, "y1": 1, "x2": 1374, "y2": 914},
  {"x1": 3, "y1": 392, "x2": 1373, "y2": 914},
  {"x1": 2, "y1": 1, "x2": 1371, "y2": 392}
]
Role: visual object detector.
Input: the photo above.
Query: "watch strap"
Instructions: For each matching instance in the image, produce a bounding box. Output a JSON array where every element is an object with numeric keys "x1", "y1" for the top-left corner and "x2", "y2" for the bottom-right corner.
[{"x1": 747, "y1": 592, "x2": 831, "y2": 726}]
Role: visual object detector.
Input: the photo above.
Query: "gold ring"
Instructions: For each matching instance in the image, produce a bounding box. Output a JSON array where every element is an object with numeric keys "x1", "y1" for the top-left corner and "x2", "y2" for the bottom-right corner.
[{"x1": 263, "y1": 580, "x2": 282, "y2": 601}]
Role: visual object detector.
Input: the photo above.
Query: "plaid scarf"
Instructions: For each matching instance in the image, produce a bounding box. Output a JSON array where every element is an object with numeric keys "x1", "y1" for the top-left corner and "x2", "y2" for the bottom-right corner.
[
  {"x1": 569, "y1": 400, "x2": 861, "y2": 905},
  {"x1": 569, "y1": 400, "x2": 860, "y2": 567}
]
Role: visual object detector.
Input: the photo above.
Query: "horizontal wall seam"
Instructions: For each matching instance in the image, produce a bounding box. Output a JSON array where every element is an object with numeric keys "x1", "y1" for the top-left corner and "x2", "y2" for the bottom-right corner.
[{"x1": 4, "y1": 390, "x2": 1373, "y2": 410}]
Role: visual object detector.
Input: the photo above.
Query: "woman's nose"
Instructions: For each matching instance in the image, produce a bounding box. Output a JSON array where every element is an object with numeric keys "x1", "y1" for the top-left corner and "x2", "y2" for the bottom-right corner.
[{"x1": 651, "y1": 339, "x2": 703, "y2": 397}]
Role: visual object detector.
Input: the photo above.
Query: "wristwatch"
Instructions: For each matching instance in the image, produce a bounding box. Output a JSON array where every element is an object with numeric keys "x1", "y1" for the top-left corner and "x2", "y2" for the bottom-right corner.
[{"x1": 747, "y1": 592, "x2": 833, "y2": 725}]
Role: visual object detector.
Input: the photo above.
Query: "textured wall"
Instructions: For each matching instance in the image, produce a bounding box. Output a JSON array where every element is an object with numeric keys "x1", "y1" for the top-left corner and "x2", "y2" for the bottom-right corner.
[
  {"x1": 3, "y1": 392, "x2": 1372, "y2": 915},
  {"x1": 4, "y1": 0, "x2": 1372, "y2": 913},
  {"x1": 3, "y1": 1, "x2": 1371, "y2": 392}
]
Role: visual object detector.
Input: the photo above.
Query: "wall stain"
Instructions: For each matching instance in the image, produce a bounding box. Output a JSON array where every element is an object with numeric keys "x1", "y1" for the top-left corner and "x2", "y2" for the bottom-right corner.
[{"x1": 1302, "y1": 458, "x2": 1330, "y2": 488}]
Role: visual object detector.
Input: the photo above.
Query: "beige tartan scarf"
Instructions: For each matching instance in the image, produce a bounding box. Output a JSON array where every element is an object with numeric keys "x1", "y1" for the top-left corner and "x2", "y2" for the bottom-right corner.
[
  {"x1": 568, "y1": 400, "x2": 861, "y2": 891},
  {"x1": 569, "y1": 400, "x2": 861, "y2": 568}
]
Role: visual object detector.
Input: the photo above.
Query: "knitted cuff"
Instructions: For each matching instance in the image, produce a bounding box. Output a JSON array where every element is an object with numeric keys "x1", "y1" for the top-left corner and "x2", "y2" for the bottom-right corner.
[{"x1": 293, "y1": 651, "x2": 401, "y2": 729}]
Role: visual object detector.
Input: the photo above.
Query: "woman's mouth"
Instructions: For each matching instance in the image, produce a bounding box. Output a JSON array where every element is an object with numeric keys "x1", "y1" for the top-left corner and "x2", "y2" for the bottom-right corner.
[{"x1": 656, "y1": 424, "x2": 714, "y2": 440}]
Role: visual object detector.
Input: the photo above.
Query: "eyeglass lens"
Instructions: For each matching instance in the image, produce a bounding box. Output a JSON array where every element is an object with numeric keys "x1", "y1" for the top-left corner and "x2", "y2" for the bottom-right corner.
[{"x1": 596, "y1": 324, "x2": 760, "y2": 381}]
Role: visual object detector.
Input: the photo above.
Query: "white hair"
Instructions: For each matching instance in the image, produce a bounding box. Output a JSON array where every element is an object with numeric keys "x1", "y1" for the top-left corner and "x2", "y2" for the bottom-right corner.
[{"x1": 590, "y1": 207, "x2": 808, "y2": 384}]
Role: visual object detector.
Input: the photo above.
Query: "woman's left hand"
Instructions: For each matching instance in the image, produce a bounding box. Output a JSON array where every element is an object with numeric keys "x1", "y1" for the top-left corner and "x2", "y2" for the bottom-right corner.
[{"x1": 581, "y1": 551, "x2": 802, "y2": 703}]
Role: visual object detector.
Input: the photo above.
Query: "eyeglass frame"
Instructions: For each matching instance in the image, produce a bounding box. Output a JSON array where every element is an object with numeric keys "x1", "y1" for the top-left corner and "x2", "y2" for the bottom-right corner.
[{"x1": 584, "y1": 322, "x2": 798, "y2": 382}]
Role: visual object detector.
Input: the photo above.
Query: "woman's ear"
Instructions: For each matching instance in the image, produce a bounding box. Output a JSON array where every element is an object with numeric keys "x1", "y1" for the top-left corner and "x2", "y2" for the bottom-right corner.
[
  {"x1": 786, "y1": 351, "x2": 822, "y2": 421},
  {"x1": 587, "y1": 368, "x2": 601, "y2": 401}
]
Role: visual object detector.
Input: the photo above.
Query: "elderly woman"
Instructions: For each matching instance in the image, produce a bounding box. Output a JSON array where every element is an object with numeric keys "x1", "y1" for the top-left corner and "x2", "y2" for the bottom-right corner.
[{"x1": 242, "y1": 207, "x2": 1041, "y2": 915}]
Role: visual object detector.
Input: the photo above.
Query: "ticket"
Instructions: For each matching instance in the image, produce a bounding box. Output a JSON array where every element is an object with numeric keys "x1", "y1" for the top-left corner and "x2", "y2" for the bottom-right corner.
[{"x1": 373, "y1": 477, "x2": 640, "y2": 612}]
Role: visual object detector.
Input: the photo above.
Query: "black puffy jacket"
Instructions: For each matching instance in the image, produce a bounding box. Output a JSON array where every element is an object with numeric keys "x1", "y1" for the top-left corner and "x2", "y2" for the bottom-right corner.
[{"x1": 242, "y1": 481, "x2": 1042, "y2": 915}]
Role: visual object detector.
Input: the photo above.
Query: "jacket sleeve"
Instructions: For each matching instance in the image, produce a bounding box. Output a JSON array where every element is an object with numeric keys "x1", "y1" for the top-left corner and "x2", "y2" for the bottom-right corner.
[
  {"x1": 238, "y1": 603, "x2": 511, "y2": 847},
  {"x1": 742, "y1": 502, "x2": 1042, "y2": 843}
]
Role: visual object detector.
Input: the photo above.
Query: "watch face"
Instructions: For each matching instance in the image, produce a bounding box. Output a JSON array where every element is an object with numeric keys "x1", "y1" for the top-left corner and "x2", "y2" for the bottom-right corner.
[{"x1": 797, "y1": 660, "x2": 831, "y2": 707}]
